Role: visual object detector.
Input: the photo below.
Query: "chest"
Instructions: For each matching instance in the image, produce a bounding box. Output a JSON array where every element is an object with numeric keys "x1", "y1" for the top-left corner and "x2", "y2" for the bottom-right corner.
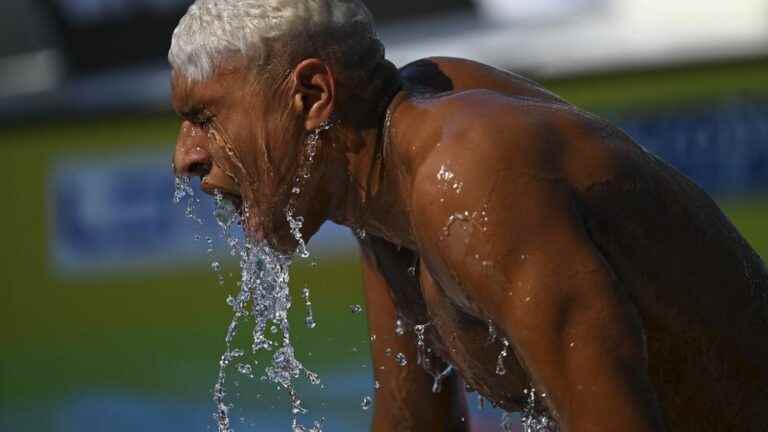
[{"x1": 389, "y1": 258, "x2": 532, "y2": 412}]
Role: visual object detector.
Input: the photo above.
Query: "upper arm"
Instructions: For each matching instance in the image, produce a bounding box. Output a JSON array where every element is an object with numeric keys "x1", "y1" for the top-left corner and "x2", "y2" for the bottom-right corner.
[{"x1": 411, "y1": 120, "x2": 666, "y2": 430}]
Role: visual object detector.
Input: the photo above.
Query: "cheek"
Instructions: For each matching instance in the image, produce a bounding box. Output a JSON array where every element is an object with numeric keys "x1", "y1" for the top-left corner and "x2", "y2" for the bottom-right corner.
[{"x1": 206, "y1": 127, "x2": 251, "y2": 184}]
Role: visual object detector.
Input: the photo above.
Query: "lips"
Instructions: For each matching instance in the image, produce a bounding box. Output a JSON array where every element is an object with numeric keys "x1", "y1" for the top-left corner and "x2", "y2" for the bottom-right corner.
[{"x1": 201, "y1": 179, "x2": 243, "y2": 212}]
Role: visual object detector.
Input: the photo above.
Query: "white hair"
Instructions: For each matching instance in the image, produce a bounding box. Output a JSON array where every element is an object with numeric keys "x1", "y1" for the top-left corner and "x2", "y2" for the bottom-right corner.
[{"x1": 169, "y1": 0, "x2": 382, "y2": 82}]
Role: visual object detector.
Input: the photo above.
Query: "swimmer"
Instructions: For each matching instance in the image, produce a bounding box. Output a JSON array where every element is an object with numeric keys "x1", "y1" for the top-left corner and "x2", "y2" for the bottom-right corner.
[{"x1": 170, "y1": 1, "x2": 768, "y2": 430}]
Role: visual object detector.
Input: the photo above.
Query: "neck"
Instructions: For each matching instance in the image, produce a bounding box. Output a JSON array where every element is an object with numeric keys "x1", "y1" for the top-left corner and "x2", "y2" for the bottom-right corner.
[{"x1": 325, "y1": 73, "x2": 417, "y2": 247}]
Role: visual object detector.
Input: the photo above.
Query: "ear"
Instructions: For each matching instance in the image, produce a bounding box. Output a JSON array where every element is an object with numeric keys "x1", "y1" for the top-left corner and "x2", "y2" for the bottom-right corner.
[{"x1": 290, "y1": 59, "x2": 336, "y2": 131}]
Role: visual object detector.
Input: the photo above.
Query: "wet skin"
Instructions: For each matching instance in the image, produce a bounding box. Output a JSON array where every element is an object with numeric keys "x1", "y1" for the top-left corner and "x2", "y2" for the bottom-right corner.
[{"x1": 173, "y1": 57, "x2": 768, "y2": 431}]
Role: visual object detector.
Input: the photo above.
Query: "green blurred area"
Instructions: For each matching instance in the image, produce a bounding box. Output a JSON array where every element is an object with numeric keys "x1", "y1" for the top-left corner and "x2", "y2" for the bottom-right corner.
[{"x1": 1, "y1": 58, "x2": 767, "y2": 428}]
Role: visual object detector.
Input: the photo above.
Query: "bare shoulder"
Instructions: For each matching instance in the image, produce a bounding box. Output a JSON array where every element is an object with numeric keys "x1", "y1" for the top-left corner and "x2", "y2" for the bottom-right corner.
[
  {"x1": 407, "y1": 89, "x2": 625, "y2": 203},
  {"x1": 405, "y1": 90, "x2": 633, "y2": 263}
]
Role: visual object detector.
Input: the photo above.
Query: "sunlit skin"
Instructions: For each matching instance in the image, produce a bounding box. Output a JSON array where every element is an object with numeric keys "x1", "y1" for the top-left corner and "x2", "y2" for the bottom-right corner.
[{"x1": 173, "y1": 55, "x2": 768, "y2": 431}]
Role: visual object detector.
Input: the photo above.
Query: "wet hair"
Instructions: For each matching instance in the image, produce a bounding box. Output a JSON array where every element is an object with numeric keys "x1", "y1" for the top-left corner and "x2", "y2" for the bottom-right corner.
[{"x1": 168, "y1": 0, "x2": 385, "y2": 84}]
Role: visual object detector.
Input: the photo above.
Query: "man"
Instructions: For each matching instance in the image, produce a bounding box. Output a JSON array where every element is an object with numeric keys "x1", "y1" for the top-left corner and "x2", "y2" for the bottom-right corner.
[{"x1": 170, "y1": 1, "x2": 768, "y2": 430}]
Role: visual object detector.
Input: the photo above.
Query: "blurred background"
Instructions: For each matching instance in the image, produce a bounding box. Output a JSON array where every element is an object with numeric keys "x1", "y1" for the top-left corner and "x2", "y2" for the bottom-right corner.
[{"x1": 1, "y1": 0, "x2": 767, "y2": 431}]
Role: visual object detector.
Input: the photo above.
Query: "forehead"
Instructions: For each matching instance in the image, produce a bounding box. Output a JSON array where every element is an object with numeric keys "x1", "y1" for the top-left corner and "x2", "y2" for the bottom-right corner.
[
  {"x1": 170, "y1": 61, "x2": 252, "y2": 114},
  {"x1": 171, "y1": 73, "x2": 225, "y2": 114}
]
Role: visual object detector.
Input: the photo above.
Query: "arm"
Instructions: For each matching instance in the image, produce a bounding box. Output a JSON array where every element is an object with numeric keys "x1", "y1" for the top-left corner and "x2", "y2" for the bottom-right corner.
[
  {"x1": 417, "y1": 173, "x2": 666, "y2": 431},
  {"x1": 359, "y1": 236, "x2": 469, "y2": 431}
]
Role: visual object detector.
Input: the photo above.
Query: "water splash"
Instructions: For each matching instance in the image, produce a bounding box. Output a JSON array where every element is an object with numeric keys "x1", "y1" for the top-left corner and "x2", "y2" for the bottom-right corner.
[
  {"x1": 174, "y1": 176, "x2": 204, "y2": 225},
  {"x1": 175, "y1": 190, "x2": 323, "y2": 431},
  {"x1": 286, "y1": 210, "x2": 310, "y2": 259},
  {"x1": 520, "y1": 389, "x2": 559, "y2": 432}
]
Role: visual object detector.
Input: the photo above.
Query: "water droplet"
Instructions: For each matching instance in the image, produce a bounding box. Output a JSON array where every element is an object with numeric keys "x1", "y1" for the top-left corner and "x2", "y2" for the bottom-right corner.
[
  {"x1": 374, "y1": 380, "x2": 380, "y2": 389},
  {"x1": 431, "y1": 365, "x2": 453, "y2": 393},
  {"x1": 305, "y1": 316, "x2": 317, "y2": 329},
  {"x1": 361, "y1": 396, "x2": 373, "y2": 410},
  {"x1": 237, "y1": 363, "x2": 253, "y2": 376},
  {"x1": 437, "y1": 165, "x2": 455, "y2": 182},
  {"x1": 395, "y1": 353, "x2": 408, "y2": 366},
  {"x1": 306, "y1": 370, "x2": 321, "y2": 385},
  {"x1": 349, "y1": 304, "x2": 363, "y2": 314},
  {"x1": 302, "y1": 286, "x2": 317, "y2": 329},
  {"x1": 487, "y1": 320, "x2": 497, "y2": 344},
  {"x1": 414, "y1": 323, "x2": 430, "y2": 368},
  {"x1": 407, "y1": 266, "x2": 416, "y2": 277},
  {"x1": 496, "y1": 339, "x2": 510, "y2": 375},
  {"x1": 395, "y1": 319, "x2": 405, "y2": 336},
  {"x1": 211, "y1": 261, "x2": 222, "y2": 272}
]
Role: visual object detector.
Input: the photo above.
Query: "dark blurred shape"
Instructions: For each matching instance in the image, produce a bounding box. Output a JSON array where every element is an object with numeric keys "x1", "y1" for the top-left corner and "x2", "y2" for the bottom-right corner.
[
  {"x1": 41, "y1": 0, "x2": 192, "y2": 74},
  {"x1": 37, "y1": 0, "x2": 475, "y2": 76},
  {"x1": 0, "y1": 0, "x2": 56, "y2": 56}
]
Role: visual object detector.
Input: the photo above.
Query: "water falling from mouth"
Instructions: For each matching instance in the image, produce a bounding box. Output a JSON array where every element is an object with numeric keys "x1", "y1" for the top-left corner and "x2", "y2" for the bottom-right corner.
[
  {"x1": 174, "y1": 175, "x2": 204, "y2": 225},
  {"x1": 173, "y1": 176, "x2": 323, "y2": 432}
]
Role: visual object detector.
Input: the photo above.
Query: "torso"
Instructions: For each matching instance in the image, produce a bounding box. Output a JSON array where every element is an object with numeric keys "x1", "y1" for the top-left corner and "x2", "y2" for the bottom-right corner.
[{"x1": 367, "y1": 57, "x2": 768, "y2": 429}]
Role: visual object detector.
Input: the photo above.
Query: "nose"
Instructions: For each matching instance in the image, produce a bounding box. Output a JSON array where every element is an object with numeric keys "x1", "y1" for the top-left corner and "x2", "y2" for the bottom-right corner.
[{"x1": 173, "y1": 123, "x2": 212, "y2": 178}]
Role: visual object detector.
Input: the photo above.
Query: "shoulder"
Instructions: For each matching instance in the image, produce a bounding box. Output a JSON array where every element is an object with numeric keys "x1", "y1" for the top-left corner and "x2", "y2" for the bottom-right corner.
[
  {"x1": 406, "y1": 89, "x2": 611, "y2": 189},
  {"x1": 405, "y1": 91, "x2": 624, "y2": 251}
]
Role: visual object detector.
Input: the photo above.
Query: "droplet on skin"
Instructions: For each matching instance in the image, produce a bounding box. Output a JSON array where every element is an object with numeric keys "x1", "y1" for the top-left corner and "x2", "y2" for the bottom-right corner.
[
  {"x1": 395, "y1": 319, "x2": 405, "y2": 335},
  {"x1": 496, "y1": 339, "x2": 510, "y2": 375},
  {"x1": 395, "y1": 353, "x2": 408, "y2": 366}
]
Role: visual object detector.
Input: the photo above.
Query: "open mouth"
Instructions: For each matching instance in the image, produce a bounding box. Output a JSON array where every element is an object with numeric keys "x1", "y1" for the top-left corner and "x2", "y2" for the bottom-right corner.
[{"x1": 201, "y1": 180, "x2": 244, "y2": 216}]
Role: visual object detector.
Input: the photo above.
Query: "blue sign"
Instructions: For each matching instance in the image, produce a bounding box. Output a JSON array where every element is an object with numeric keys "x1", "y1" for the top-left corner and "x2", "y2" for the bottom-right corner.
[
  {"x1": 50, "y1": 153, "x2": 220, "y2": 275},
  {"x1": 49, "y1": 152, "x2": 356, "y2": 277}
]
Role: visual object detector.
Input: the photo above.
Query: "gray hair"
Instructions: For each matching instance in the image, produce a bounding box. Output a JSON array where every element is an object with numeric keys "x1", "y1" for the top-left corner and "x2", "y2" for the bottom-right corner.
[{"x1": 169, "y1": 0, "x2": 383, "y2": 83}]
